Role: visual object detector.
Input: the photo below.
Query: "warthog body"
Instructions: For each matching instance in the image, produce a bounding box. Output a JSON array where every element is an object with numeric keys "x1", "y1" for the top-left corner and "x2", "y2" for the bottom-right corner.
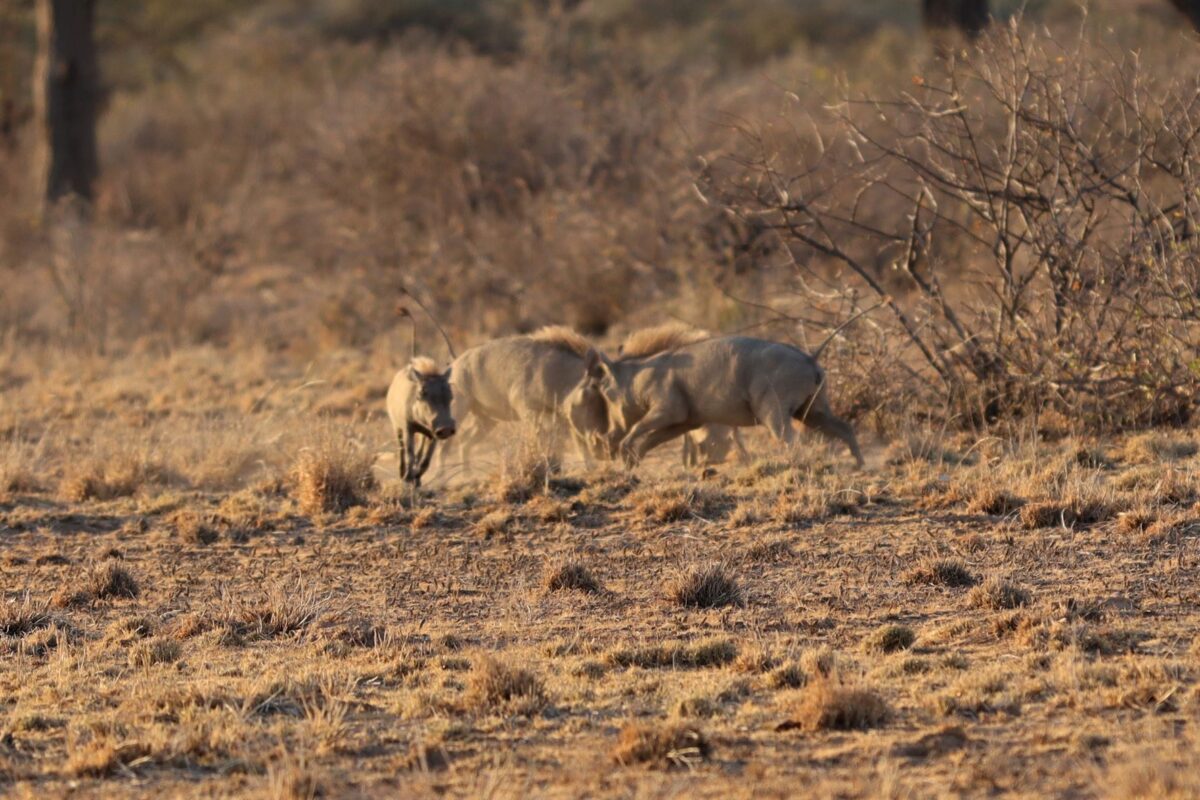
[
  {"x1": 386, "y1": 357, "x2": 456, "y2": 486},
  {"x1": 438, "y1": 327, "x2": 609, "y2": 471},
  {"x1": 682, "y1": 425, "x2": 748, "y2": 468},
  {"x1": 580, "y1": 335, "x2": 864, "y2": 467}
]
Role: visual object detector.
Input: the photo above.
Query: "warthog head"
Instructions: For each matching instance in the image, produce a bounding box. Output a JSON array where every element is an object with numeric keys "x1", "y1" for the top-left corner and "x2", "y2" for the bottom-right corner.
[
  {"x1": 408, "y1": 363, "x2": 456, "y2": 440},
  {"x1": 579, "y1": 348, "x2": 635, "y2": 435},
  {"x1": 563, "y1": 369, "x2": 618, "y2": 460}
]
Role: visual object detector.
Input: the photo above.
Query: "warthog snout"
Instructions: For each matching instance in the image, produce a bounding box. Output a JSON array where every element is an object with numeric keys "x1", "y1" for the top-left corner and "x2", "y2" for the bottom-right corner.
[{"x1": 435, "y1": 425, "x2": 456, "y2": 440}]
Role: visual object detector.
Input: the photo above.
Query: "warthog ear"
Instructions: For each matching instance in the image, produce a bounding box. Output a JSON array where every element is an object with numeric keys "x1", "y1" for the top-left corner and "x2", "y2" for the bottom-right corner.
[
  {"x1": 583, "y1": 348, "x2": 605, "y2": 380},
  {"x1": 442, "y1": 366, "x2": 452, "y2": 383}
]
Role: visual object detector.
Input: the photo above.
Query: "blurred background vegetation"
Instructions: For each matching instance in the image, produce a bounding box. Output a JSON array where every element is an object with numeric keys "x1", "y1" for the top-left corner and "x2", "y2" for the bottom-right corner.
[{"x1": 1, "y1": 0, "x2": 1197, "y2": 429}]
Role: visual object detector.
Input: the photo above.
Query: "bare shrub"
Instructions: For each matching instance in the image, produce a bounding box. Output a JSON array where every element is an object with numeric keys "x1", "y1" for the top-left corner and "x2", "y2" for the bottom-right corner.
[
  {"x1": 610, "y1": 721, "x2": 710, "y2": 769},
  {"x1": 719, "y1": 21, "x2": 1200, "y2": 431},
  {"x1": 667, "y1": 564, "x2": 743, "y2": 609}
]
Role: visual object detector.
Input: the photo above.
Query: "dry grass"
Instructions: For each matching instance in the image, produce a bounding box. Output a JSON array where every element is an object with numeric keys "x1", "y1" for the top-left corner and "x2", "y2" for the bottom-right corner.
[
  {"x1": 465, "y1": 656, "x2": 547, "y2": 715},
  {"x1": 862, "y1": 624, "x2": 916, "y2": 654},
  {"x1": 0, "y1": 594, "x2": 49, "y2": 634},
  {"x1": 52, "y1": 562, "x2": 140, "y2": 607},
  {"x1": 1, "y1": 3, "x2": 1199, "y2": 795},
  {"x1": 609, "y1": 638, "x2": 738, "y2": 670},
  {"x1": 968, "y1": 578, "x2": 1032, "y2": 611},
  {"x1": 128, "y1": 637, "x2": 182, "y2": 668},
  {"x1": 610, "y1": 721, "x2": 711, "y2": 769},
  {"x1": 781, "y1": 678, "x2": 891, "y2": 732},
  {"x1": 543, "y1": 561, "x2": 602, "y2": 594},
  {"x1": 291, "y1": 433, "x2": 375, "y2": 516},
  {"x1": 904, "y1": 558, "x2": 977, "y2": 588},
  {"x1": 667, "y1": 564, "x2": 742, "y2": 609}
]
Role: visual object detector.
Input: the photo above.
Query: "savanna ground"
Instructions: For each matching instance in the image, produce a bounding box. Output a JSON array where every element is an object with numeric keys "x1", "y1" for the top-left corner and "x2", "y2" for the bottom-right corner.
[
  {"x1": 2, "y1": 345, "x2": 1199, "y2": 798},
  {"x1": 4, "y1": 0, "x2": 1200, "y2": 797}
]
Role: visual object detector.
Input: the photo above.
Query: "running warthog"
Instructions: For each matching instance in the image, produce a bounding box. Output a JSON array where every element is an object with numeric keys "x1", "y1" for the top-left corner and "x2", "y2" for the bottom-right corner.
[
  {"x1": 386, "y1": 357, "x2": 456, "y2": 486},
  {"x1": 437, "y1": 327, "x2": 610, "y2": 472},
  {"x1": 578, "y1": 335, "x2": 865, "y2": 468},
  {"x1": 682, "y1": 425, "x2": 748, "y2": 468}
]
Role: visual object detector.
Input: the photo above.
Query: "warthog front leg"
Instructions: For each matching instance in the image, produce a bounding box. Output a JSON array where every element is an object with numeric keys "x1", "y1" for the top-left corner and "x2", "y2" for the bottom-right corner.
[
  {"x1": 619, "y1": 408, "x2": 689, "y2": 467},
  {"x1": 396, "y1": 429, "x2": 408, "y2": 484},
  {"x1": 413, "y1": 435, "x2": 437, "y2": 483},
  {"x1": 403, "y1": 424, "x2": 431, "y2": 487}
]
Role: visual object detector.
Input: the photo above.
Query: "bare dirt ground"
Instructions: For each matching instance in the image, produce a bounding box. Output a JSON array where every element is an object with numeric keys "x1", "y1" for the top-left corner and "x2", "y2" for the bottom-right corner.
[{"x1": 2, "y1": 347, "x2": 1199, "y2": 798}]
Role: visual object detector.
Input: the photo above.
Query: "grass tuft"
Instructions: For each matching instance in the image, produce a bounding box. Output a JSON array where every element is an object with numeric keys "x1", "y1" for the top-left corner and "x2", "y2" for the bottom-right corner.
[
  {"x1": 543, "y1": 561, "x2": 602, "y2": 594},
  {"x1": 968, "y1": 577, "x2": 1031, "y2": 610},
  {"x1": 905, "y1": 558, "x2": 977, "y2": 588},
  {"x1": 610, "y1": 721, "x2": 710, "y2": 768},
  {"x1": 781, "y1": 678, "x2": 891, "y2": 732},
  {"x1": 465, "y1": 656, "x2": 547, "y2": 715},
  {"x1": 291, "y1": 435, "x2": 376, "y2": 516},
  {"x1": 862, "y1": 624, "x2": 916, "y2": 654},
  {"x1": 667, "y1": 564, "x2": 742, "y2": 609}
]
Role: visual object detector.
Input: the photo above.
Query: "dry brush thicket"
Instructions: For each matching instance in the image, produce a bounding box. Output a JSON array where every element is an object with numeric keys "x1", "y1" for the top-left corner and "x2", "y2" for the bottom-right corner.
[{"x1": 2, "y1": 2, "x2": 1200, "y2": 798}]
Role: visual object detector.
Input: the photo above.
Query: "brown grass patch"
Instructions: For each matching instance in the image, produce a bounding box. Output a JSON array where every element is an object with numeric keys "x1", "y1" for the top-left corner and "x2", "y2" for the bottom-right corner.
[
  {"x1": 291, "y1": 436, "x2": 375, "y2": 516},
  {"x1": 543, "y1": 561, "x2": 601, "y2": 594},
  {"x1": 59, "y1": 454, "x2": 153, "y2": 502},
  {"x1": 904, "y1": 558, "x2": 977, "y2": 588},
  {"x1": 609, "y1": 638, "x2": 737, "y2": 670},
  {"x1": 667, "y1": 564, "x2": 742, "y2": 608},
  {"x1": 968, "y1": 577, "x2": 1031, "y2": 610},
  {"x1": 610, "y1": 721, "x2": 710, "y2": 768},
  {"x1": 475, "y1": 510, "x2": 513, "y2": 538},
  {"x1": 1019, "y1": 497, "x2": 1112, "y2": 529},
  {"x1": 53, "y1": 562, "x2": 141, "y2": 607},
  {"x1": 465, "y1": 656, "x2": 547, "y2": 715},
  {"x1": 1123, "y1": 433, "x2": 1199, "y2": 464},
  {"x1": 0, "y1": 594, "x2": 54, "y2": 637},
  {"x1": 128, "y1": 637, "x2": 183, "y2": 668},
  {"x1": 862, "y1": 624, "x2": 916, "y2": 654},
  {"x1": 169, "y1": 509, "x2": 220, "y2": 545},
  {"x1": 221, "y1": 578, "x2": 326, "y2": 639},
  {"x1": 780, "y1": 678, "x2": 891, "y2": 732},
  {"x1": 967, "y1": 488, "x2": 1024, "y2": 516}
]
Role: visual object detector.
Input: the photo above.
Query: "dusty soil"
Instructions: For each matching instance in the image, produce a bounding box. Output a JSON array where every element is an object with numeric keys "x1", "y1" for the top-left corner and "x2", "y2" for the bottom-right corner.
[{"x1": 2, "y1": 347, "x2": 1199, "y2": 798}]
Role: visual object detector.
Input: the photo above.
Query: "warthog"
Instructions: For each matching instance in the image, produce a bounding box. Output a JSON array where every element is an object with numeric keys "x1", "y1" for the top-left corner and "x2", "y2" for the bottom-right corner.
[
  {"x1": 437, "y1": 327, "x2": 610, "y2": 472},
  {"x1": 578, "y1": 334, "x2": 864, "y2": 468},
  {"x1": 386, "y1": 357, "x2": 456, "y2": 486},
  {"x1": 682, "y1": 425, "x2": 748, "y2": 468}
]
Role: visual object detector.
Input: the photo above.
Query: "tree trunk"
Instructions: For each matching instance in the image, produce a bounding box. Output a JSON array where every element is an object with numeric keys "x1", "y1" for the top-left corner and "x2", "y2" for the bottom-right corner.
[
  {"x1": 922, "y1": 0, "x2": 990, "y2": 37},
  {"x1": 1168, "y1": 0, "x2": 1200, "y2": 30},
  {"x1": 33, "y1": 0, "x2": 98, "y2": 207}
]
